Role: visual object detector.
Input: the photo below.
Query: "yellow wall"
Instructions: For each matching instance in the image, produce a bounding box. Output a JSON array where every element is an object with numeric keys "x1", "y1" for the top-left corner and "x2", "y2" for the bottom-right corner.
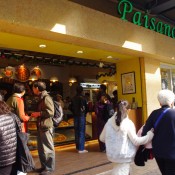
[
  {"x1": 117, "y1": 58, "x2": 142, "y2": 106},
  {"x1": 144, "y1": 58, "x2": 161, "y2": 118}
]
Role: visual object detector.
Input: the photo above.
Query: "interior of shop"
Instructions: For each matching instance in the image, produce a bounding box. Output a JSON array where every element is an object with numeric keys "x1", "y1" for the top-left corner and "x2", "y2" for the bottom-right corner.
[{"x1": 0, "y1": 48, "x2": 118, "y2": 149}]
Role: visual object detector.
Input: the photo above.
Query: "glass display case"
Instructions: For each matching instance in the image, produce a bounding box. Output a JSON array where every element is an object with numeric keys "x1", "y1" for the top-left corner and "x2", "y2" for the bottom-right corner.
[{"x1": 25, "y1": 96, "x2": 93, "y2": 150}]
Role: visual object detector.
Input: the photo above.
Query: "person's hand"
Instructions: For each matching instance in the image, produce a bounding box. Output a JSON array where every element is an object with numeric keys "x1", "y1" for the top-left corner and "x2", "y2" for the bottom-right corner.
[
  {"x1": 146, "y1": 128, "x2": 154, "y2": 139},
  {"x1": 31, "y1": 112, "x2": 41, "y2": 118},
  {"x1": 150, "y1": 128, "x2": 154, "y2": 133}
]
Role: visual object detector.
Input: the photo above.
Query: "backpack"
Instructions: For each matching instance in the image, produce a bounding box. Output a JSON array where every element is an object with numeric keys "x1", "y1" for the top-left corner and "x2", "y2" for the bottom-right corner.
[
  {"x1": 52, "y1": 100, "x2": 63, "y2": 127},
  {"x1": 103, "y1": 103, "x2": 114, "y2": 122},
  {"x1": 13, "y1": 114, "x2": 35, "y2": 173}
]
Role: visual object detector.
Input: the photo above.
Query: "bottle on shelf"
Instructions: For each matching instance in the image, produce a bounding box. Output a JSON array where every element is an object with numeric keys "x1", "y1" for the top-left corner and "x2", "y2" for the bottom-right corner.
[{"x1": 131, "y1": 97, "x2": 138, "y2": 109}]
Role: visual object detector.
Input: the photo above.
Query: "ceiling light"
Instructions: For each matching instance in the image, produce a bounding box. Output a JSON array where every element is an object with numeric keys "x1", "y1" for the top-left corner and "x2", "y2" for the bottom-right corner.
[
  {"x1": 51, "y1": 23, "x2": 66, "y2": 34},
  {"x1": 77, "y1": 50, "x2": 83, "y2": 54},
  {"x1": 29, "y1": 75, "x2": 38, "y2": 81},
  {"x1": 102, "y1": 80, "x2": 108, "y2": 85},
  {"x1": 172, "y1": 57, "x2": 174, "y2": 60},
  {"x1": 50, "y1": 76, "x2": 59, "y2": 83},
  {"x1": 39, "y1": 44, "x2": 46, "y2": 48},
  {"x1": 69, "y1": 77, "x2": 77, "y2": 83},
  {"x1": 107, "y1": 56, "x2": 113, "y2": 59},
  {"x1": 122, "y1": 41, "x2": 142, "y2": 51}
]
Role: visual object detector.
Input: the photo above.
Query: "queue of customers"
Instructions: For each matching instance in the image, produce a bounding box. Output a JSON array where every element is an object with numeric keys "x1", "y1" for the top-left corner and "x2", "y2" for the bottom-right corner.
[{"x1": 1, "y1": 81, "x2": 175, "y2": 175}]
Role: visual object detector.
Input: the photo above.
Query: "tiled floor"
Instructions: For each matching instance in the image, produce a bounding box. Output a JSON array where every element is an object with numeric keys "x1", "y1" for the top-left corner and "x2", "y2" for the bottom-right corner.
[{"x1": 28, "y1": 140, "x2": 161, "y2": 175}]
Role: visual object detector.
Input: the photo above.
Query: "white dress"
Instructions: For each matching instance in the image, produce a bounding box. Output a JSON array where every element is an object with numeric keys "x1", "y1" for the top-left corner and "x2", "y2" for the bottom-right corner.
[{"x1": 112, "y1": 163, "x2": 130, "y2": 175}]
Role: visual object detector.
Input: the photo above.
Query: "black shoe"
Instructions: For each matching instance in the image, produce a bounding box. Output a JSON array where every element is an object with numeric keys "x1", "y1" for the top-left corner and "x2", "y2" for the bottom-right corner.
[
  {"x1": 40, "y1": 170, "x2": 53, "y2": 175},
  {"x1": 34, "y1": 167, "x2": 45, "y2": 173}
]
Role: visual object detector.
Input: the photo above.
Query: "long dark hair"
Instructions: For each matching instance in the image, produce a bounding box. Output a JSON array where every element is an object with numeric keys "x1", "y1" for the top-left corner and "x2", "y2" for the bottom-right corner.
[
  {"x1": 0, "y1": 101, "x2": 12, "y2": 115},
  {"x1": 115, "y1": 100, "x2": 130, "y2": 126}
]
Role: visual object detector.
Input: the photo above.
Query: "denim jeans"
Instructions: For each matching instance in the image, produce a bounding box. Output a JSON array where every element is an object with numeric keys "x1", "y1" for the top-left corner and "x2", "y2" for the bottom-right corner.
[{"x1": 74, "y1": 114, "x2": 86, "y2": 151}]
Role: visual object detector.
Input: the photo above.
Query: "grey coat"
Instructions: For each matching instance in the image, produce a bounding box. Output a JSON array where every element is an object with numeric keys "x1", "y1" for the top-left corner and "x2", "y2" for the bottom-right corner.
[{"x1": 0, "y1": 114, "x2": 17, "y2": 167}]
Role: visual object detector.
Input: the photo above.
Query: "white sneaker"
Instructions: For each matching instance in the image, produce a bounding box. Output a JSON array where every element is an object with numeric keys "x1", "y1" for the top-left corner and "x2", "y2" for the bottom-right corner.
[
  {"x1": 78, "y1": 150, "x2": 88, "y2": 153},
  {"x1": 17, "y1": 171, "x2": 27, "y2": 175}
]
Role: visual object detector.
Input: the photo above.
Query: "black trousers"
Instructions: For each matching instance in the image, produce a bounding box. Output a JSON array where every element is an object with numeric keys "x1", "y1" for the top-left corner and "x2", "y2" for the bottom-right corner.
[{"x1": 155, "y1": 157, "x2": 175, "y2": 175}]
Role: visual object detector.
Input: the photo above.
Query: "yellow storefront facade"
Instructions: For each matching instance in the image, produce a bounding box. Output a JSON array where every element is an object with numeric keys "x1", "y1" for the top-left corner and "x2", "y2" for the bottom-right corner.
[{"x1": 0, "y1": 0, "x2": 175, "y2": 124}]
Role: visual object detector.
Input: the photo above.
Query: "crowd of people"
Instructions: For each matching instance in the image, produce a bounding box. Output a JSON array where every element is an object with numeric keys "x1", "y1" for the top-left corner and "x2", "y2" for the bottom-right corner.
[{"x1": 1, "y1": 81, "x2": 175, "y2": 175}]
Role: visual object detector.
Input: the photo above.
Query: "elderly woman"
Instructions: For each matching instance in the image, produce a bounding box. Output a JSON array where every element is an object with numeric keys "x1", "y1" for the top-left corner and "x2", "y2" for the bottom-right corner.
[
  {"x1": 6, "y1": 83, "x2": 30, "y2": 132},
  {"x1": 0, "y1": 93, "x2": 18, "y2": 175},
  {"x1": 142, "y1": 89, "x2": 175, "y2": 175}
]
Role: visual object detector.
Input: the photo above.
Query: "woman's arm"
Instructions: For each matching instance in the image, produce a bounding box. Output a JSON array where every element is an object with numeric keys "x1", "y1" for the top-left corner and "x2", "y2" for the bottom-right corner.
[{"x1": 127, "y1": 121, "x2": 154, "y2": 146}]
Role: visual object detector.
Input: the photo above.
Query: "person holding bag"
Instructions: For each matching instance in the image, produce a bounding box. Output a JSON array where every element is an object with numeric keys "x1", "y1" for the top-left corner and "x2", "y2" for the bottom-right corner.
[
  {"x1": 6, "y1": 82, "x2": 30, "y2": 133},
  {"x1": 100, "y1": 100, "x2": 154, "y2": 175},
  {"x1": 142, "y1": 89, "x2": 175, "y2": 175},
  {"x1": 31, "y1": 81, "x2": 55, "y2": 175}
]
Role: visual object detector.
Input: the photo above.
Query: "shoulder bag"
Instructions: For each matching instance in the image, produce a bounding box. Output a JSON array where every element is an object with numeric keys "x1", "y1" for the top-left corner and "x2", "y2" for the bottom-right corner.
[{"x1": 13, "y1": 115, "x2": 35, "y2": 173}]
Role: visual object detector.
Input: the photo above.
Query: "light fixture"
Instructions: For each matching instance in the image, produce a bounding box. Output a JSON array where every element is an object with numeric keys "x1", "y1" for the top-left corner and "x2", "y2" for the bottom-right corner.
[
  {"x1": 122, "y1": 41, "x2": 142, "y2": 51},
  {"x1": 0, "y1": 72, "x2": 3, "y2": 79},
  {"x1": 107, "y1": 56, "x2": 113, "y2": 59},
  {"x1": 29, "y1": 75, "x2": 38, "y2": 81},
  {"x1": 39, "y1": 44, "x2": 46, "y2": 48},
  {"x1": 50, "y1": 76, "x2": 59, "y2": 83},
  {"x1": 69, "y1": 77, "x2": 77, "y2": 83},
  {"x1": 102, "y1": 80, "x2": 108, "y2": 85},
  {"x1": 77, "y1": 50, "x2": 83, "y2": 54},
  {"x1": 51, "y1": 23, "x2": 66, "y2": 34}
]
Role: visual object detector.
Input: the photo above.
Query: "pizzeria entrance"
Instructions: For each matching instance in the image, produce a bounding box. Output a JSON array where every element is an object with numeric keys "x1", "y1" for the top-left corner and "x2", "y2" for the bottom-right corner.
[{"x1": 0, "y1": 49, "x2": 117, "y2": 150}]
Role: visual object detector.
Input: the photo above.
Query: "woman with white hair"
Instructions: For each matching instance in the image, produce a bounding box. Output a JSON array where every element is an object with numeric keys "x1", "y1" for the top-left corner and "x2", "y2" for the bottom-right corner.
[{"x1": 142, "y1": 89, "x2": 175, "y2": 175}]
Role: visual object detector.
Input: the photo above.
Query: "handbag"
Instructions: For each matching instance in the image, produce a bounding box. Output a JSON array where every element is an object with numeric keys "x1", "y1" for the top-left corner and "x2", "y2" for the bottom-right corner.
[
  {"x1": 134, "y1": 108, "x2": 170, "y2": 166},
  {"x1": 13, "y1": 115, "x2": 35, "y2": 173}
]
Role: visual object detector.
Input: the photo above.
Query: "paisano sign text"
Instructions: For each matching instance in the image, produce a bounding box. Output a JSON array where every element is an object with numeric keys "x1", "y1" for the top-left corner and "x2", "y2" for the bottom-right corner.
[{"x1": 117, "y1": 0, "x2": 175, "y2": 39}]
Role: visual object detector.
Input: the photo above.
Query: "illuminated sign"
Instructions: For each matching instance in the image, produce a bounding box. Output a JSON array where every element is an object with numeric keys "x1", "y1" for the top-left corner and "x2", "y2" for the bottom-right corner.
[
  {"x1": 117, "y1": 0, "x2": 175, "y2": 38},
  {"x1": 80, "y1": 83, "x2": 100, "y2": 89}
]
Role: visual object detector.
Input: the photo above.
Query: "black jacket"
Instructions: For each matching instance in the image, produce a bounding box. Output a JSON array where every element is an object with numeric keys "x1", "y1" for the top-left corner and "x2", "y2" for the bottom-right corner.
[
  {"x1": 142, "y1": 106, "x2": 175, "y2": 160},
  {"x1": 0, "y1": 114, "x2": 17, "y2": 167},
  {"x1": 70, "y1": 95, "x2": 87, "y2": 116}
]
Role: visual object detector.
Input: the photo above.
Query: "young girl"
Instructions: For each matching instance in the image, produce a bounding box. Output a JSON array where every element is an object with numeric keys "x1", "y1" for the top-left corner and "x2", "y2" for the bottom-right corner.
[{"x1": 100, "y1": 100, "x2": 154, "y2": 175}]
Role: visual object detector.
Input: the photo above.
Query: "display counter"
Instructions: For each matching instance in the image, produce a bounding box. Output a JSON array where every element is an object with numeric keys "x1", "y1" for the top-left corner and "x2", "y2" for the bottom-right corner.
[{"x1": 27, "y1": 111, "x2": 93, "y2": 150}]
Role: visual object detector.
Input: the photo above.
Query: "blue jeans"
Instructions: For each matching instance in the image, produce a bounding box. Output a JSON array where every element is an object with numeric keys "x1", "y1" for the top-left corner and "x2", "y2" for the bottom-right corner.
[{"x1": 74, "y1": 115, "x2": 86, "y2": 151}]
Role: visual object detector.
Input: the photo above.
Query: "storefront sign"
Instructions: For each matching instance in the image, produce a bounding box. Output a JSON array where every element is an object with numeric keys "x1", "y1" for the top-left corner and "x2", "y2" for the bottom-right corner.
[
  {"x1": 80, "y1": 83, "x2": 100, "y2": 89},
  {"x1": 117, "y1": 0, "x2": 175, "y2": 38}
]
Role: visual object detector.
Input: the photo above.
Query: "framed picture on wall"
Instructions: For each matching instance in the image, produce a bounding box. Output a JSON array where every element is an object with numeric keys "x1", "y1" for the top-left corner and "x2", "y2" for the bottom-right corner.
[{"x1": 121, "y1": 72, "x2": 136, "y2": 94}]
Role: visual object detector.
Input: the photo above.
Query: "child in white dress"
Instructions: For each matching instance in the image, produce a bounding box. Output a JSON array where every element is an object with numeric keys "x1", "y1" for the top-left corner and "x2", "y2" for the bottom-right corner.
[{"x1": 100, "y1": 100, "x2": 154, "y2": 175}]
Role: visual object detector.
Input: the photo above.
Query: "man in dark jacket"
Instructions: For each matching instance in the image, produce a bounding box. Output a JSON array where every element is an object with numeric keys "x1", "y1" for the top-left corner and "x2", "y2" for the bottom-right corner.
[
  {"x1": 70, "y1": 85, "x2": 88, "y2": 153},
  {"x1": 142, "y1": 89, "x2": 175, "y2": 175},
  {"x1": 95, "y1": 93, "x2": 114, "y2": 152},
  {"x1": 31, "y1": 81, "x2": 55, "y2": 175}
]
